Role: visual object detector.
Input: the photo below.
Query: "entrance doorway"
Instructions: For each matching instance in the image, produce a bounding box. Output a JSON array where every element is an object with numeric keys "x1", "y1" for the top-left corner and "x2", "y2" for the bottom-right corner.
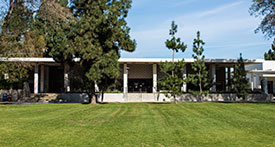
[
  {"x1": 268, "y1": 81, "x2": 273, "y2": 94},
  {"x1": 128, "y1": 79, "x2": 152, "y2": 93},
  {"x1": 49, "y1": 66, "x2": 64, "y2": 93}
]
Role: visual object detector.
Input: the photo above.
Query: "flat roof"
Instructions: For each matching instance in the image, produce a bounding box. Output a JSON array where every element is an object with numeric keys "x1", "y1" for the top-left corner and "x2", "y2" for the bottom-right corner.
[
  {"x1": 119, "y1": 58, "x2": 264, "y2": 64},
  {"x1": 0, "y1": 57, "x2": 265, "y2": 64},
  {"x1": 247, "y1": 70, "x2": 275, "y2": 74}
]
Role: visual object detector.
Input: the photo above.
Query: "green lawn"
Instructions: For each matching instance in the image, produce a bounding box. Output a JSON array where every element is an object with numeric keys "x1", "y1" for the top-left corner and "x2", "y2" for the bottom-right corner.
[{"x1": 0, "y1": 103, "x2": 275, "y2": 146}]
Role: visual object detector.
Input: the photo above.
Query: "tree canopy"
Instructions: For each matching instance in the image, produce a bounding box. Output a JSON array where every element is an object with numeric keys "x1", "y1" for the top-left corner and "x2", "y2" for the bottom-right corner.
[
  {"x1": 249, "y1": 0, "x2": 275, "y2": 39},
  {"x1": 0, "y1": 0, "x2": 44, "y2": 89},
  {"x1": 264, "y1": 39, "x2": 275, "y2": 60},
  {"x1": 0, "y1": 0, "x2": 136, "y2": 98},
  {"x1": 66, "y1": 0, "x2": 136, "y2": 103},
  {"x1": 165, "y1": 21, "x2": 187, "y2": 63}
]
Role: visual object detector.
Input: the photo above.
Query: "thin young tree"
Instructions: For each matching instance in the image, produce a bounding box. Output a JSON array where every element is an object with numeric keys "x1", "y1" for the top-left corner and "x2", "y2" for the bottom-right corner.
[
  {"x1": 187, "y1": 31, "x2": 210, "y2": 101},
  {"x1": 233, "y1": 53, "x2": 250, "y2": 101},
  {"x1": 159, "y1": 21, "x2": 187, "y2": 103},
  {"x1": 165, "y1": 21, "x2": 187, "y2": 68}
]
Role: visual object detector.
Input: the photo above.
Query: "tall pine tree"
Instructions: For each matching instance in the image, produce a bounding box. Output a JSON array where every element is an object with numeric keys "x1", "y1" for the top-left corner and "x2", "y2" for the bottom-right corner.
[
  {"x1": 0, "y1": 0, "x2": 43, "y2": 89},
  {"x1": 69, "y1": 0, "x2": 136, "y2": 104},
  {"x1": 33, "y1": 0, "x2": 73, "y2": 60},
  {"x1": 233, "y1": 53, "x2": 250, "y2": 101},
  {"x1": 187, "y1": 31, "x2": 210, "y2": 101},
  {"x1": 159, "y1": 21, "x2": 187, "y2": 103}
]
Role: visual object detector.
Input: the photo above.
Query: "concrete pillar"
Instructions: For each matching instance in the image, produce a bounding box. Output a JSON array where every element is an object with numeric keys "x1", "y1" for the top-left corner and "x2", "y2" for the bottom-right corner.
[
  {"x1": 123, "y1": 64, "x2": 128, "y2": 94},
  {"x1": 34, "y1": 64, "x2": 39, "y2": 94},
  {"x1": 45, "y1": 66, "x2": 49, "y2": 93},
  {"x1": 228, "y1": 67, "x2": 231, "y2": 91},
  {"x1": 40, "y1": 65, "x2": 44, "y2": 93},
  {"x1": 182, "y1": 65, "x2": 187, "y2": 92},
  {"x1": 262, "y1": 78, "x2": 268, "y2": 94},
  {"x1": 211, "y1": 64, "x2": 216, "y2": 92},
  {"x1": 153, "y1": 64, "x2": 157, "y2": 93},
  {"x1": 250, "y1": 73, "x2": 254, "y2": 91},
  {"x1": 253, "y1": 75, "x2": 257, "y2": 89},
  {"x1": 64, "y1": 64, "x2": 70, "y2": 92}
]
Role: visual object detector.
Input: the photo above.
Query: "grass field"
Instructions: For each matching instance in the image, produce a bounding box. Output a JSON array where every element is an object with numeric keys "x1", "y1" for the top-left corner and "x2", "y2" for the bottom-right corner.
[{"x1": 0, "y1": 102, "x2": 275, "y2": 146}]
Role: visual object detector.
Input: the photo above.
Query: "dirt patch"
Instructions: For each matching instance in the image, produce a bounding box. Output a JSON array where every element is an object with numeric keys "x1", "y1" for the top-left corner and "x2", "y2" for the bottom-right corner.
[
  {"x1": 65, "y1": 119, "x2": 106, "y2": 123},
  {"x1": 0, "y1": 105, "x2": 8, "y2": 108},
  {"x1": 90, "y1": 120, "x2": 106, "y2": 123}
]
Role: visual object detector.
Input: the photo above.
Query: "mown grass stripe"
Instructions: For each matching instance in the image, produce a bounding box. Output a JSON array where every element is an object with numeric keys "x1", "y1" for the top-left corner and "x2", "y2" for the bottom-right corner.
[{"x1": 0, "y1": 103, "x2": 274, "y2": 147}]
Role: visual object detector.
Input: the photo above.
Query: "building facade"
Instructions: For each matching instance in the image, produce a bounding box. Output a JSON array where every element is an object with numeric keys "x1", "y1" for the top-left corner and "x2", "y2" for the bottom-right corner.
[{"x1": 1, "y1": 58, "x2": 274, "y2": 102}]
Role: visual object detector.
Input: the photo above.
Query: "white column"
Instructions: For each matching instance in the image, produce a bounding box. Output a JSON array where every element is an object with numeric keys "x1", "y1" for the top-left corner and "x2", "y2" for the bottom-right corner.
[
  {"x1": 211, "y1": 64, "x2": 216, "y2": 92},
  {"x1": 40, "y1": 65, "x2": 44, "y2": 93},
  {"x1": 182, "y1": 65, "x2": 187, "y2": 92},
  {"x1": 153, "y1": 64, "x2": 157, "y2": 93},
  {"x1": 263, "y1": 77, "x2": 268, "y2": 94},
  {"x1": 45, "y1": 66, "x2": 49, "y2": 93},
  {"x1": 253, "y1": 74, "x2": 256, "y2": 89},
  {"x1": 123, "y1": 64, "x2": 128, "y2": 94},
  {"x1": 64, "y1": 64, "x2": 70, "y2": 92},
  {"x1": 251, "y1": 73, "x2": 254, "y2": 91},
  {"x1": 34, "y1": 64, "x2": 39, "y2": 94}
]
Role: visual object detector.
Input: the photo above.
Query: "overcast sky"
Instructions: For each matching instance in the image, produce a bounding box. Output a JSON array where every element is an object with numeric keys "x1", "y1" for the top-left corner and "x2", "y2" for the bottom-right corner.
[{"x1": 121, "y1": 0, "x2": 273, "y2": 59}]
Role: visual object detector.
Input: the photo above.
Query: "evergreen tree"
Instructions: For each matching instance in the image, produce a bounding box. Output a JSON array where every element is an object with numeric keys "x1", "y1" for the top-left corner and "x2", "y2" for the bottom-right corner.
[
  {"x1": 0, "y1": 0, "x2": 74, "y2": 90},
  {"x1": 0, "y1": 0, "x2": 43, "y2": 89},
  {"x1": 159, "y1": 21, "x2": 187, "y2": 103},
  {"x1": 165, "y1": 21, "x2": 187, "y2": 64},
  {"x1": 233, "y1": 53, "x2": 250, "y2": 101},
  {"x1": 33, "y1": 0, "x2": 73, "y2": 60},
  {"x1": 159, "y1": 60, "x2": 185, "y2": 103},
  {"x1": 187, "y1": 31, "x2": 210, "y2": 101},
  {"x1": 68, "y1": 0, "x2": 136, "y2": 104},
  {"x1": 1, "y1": 0, "x2": 34, "y2": 57},
  {"x1": 264, "y1": 39, "x2": 275, "y2": 60},
  {"x1": 0, "y1": 62, "x2": 29, "y2": 89}
]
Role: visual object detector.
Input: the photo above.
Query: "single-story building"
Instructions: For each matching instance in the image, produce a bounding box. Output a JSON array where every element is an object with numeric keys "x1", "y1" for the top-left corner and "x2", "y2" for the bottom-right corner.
[
  {"x1": 0, "y1": 57, "x2": 274, "y2": 102},
  {"x1": 246, "y1": 61, "x2": 275, "y2": 94}
]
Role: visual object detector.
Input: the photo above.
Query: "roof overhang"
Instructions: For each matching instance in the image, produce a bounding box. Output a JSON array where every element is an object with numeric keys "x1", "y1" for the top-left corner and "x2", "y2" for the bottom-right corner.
[
  {"x1": 0, "y1": 57, "x2": 55, "y2": 62},
  {"x1": 247, "y1": 70, "x2": 275, "y2": 78},
  {"x1": 247, "y1": 70, "x2": 275, "y2": 74},
  {"x1": 118, "y1": 58, "x2": 264, "y2": 64},
  {"x1": 0, "y1": 57, "x2": 265, "y2": 64}
]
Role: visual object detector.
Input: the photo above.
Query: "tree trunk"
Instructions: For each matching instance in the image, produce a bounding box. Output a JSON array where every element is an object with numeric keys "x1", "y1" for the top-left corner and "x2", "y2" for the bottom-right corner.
[
  {"x1": 173, "y1": 94, "x2": 178, "y2": 104},
  {"x1": 5, "y1": 1, "x2": 14, "y2": 24},
  {"x1": 172, "y1": 49, "x2": 175, "y2": 63},
  {"x1": 91, "y1": 95, "x2": 97, "y2": 104},
  {"x1": 90, "y1": 83, "x2": 97, "y2": 104},
  {"x1": 101, "y1": 91, "x2": 104, "y2": 103},
  {"x1": 199, "y1": 66, "x2": 202, "y2": 102},
  {"x1": 199, "y1": 83, "x2": 202, "y2": 102},
  {"x1": 172, "y1": 49, "x2": 175, "y2": 76}
]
